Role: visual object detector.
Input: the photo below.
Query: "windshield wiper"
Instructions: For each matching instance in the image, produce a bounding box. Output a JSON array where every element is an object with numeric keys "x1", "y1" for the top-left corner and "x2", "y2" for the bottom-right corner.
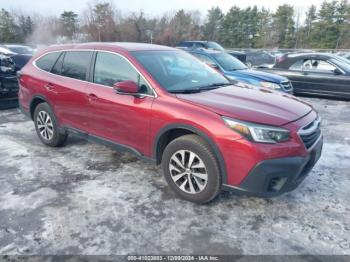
[
  {"x1": 169, "y1": 83, "x2": 231, "y2": 94},
  {"x1": 229, "y1": 68, "x2": 247, "y2": 71},
  {"x1": 169, "y1": 89, "x2": 202, "y2": 94},
  {"x1": 198, "y1": 82, "x2": 232, "y2": 90}
]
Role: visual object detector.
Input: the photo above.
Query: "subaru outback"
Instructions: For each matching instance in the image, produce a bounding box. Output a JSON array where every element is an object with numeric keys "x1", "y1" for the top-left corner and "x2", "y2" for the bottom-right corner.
[{"x1": 18, "y1": 43, "x2": 323, "y2": 203}]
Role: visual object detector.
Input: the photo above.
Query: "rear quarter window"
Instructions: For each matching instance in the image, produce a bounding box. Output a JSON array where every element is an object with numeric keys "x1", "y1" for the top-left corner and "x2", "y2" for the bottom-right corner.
[{"x1": 35, "y1": 52, "x2": 61, "y2": 72}]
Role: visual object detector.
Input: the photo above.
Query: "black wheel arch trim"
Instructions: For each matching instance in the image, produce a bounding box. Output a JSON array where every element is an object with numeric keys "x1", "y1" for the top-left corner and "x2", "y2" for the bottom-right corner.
[
  {"x1": 28, "y1": 94, "x2": 67, "y2": 134},
  {"x1": 153, "y1": 123, "x2": 228, "y2": 184},
  {"x1": 29, "y1": 94, "x2": 54, "y2": 120}
]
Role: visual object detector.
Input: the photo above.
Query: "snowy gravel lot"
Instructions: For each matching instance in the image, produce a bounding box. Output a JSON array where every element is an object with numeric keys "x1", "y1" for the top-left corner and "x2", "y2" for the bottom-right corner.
[{"x1": 0, "y1": 97, "x2": 349, "y2": 255}]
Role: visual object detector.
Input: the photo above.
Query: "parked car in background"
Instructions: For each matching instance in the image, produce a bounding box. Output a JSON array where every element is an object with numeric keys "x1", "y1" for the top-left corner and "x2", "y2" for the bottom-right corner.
[
  {"x1": 245, "y1": 50, "x2": 276, "y2": 67},
  {"x1": 10, "y1": 54, "x2": 33, "y2": 71},
  {"x1": 261, "y1": 53, "x2": 350, "y2": 100},
  {"x1": 0, "y1": 54, "x2": 18, "y2": 109},
  {"x1": 0, "y1": 46, "x2": 16, "y2": 56},
  {"x1": 0, "y1": 45, "x2": 33, "y2": 71},
  {"x1": 338, "y1": 52, "x2": 350, "y2": 61},
  {"x1": 18, "y1": 43, "x2": 322, "y2": 203},
  {"x1": 178, "y1": 41, "x2": 246, "y2": 63},
  {"x1": 1, "y1": 44, "x2": 35, "y2": 55},
  {"x1": 0, "y1": 45, "x2": 33, "y2": 109},
  {"x1": 187, "y1": 49, "x2": 293, "y2": 93}
]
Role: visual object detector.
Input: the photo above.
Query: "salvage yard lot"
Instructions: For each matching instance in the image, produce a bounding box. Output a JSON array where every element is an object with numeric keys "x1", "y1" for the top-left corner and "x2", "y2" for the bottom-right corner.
[{"x1": 0, "y1": 97, "x2": 349, "y2": 255}]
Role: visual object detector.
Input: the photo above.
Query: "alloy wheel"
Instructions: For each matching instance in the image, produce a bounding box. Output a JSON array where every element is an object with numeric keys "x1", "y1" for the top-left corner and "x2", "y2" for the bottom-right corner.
[
  {"x1": 36, "y1": 111, "x2": 54, "y2": 141},
  {"x1": 169, "y1": 150, "x2": 208, "y2": 194}
]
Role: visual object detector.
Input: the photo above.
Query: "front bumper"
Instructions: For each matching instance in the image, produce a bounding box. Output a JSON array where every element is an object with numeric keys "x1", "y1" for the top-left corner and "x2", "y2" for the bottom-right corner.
[{"x1": 223, "y1": 135, "x2": 323, "y2": 197}]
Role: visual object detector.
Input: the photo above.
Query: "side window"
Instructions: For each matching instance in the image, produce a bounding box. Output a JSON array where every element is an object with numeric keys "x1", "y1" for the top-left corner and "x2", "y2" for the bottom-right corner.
[
  {"x1": 51, "y1": 52, "x2": 65, "y2": 75},
  {"x1": 192, "y1": 53, "x2": 216, "y2": 65},
  {"x1": 61, "y1": 51, "x2": 93, "y2": 81},
  {"x1": 289, "y1": 60, "x2": 304, "y2": 71},
  {"x1": 93, "y1": 52, "x2": 151, "y2": 94},
  {"x1": 194, "y1": 43, "x2": 204, "y2": 48},
  {"x1": 263, "y1": 52, "x2": 271, "y2": 59},
  {"x1": 302, "y1": 59, "x2": 336, "y2": 73},
  {"x1": 35, "y1": 52, "x2": 61, "y2": 72}
]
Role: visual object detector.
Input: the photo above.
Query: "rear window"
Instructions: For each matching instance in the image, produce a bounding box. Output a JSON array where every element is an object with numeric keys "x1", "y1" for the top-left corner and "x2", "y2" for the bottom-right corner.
[
  {"x1": 36, "y1": 52, "x2": 61, "y2": 72},
  {"x1": 61, "y1": 51, "x2": 93, "y2": 81},
  {"x1": 179, "y1": 42, "x2": 191, "y2": 47}
]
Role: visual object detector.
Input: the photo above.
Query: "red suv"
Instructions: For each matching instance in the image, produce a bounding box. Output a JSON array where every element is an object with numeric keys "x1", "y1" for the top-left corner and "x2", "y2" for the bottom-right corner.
[{"x1": 18, "y1": 43, "x2": 323, "y2": 203}]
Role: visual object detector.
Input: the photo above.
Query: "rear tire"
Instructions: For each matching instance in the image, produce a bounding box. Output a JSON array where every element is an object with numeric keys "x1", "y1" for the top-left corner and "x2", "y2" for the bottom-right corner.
[
  {"x1": 34, "y1": 102, "x2": 67, "y2": 147},
  {"x1": 161, "y1": 134, "x2": 221, "y2": 203}
]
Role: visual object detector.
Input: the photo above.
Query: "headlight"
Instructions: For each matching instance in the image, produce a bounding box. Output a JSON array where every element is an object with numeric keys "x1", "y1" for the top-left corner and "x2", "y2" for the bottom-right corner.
[
  {"x1": 259, "y1": 81, "x2": 281, "y2": 90},
  {"x1": 222, "y1": 117, "x2": 290, "y2": 143}
]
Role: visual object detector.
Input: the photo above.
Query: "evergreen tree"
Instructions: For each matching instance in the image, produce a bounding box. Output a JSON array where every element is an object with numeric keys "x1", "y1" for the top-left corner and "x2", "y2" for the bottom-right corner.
[
  {"x1": 0, "y1": 8, "x2": 20, "y2": 43},
  {"x1": 17, "y1": 15, "x2": 34, "y2": 42},
  {"x1": 271, "y1": 5, "x2": 296, "y2": 48},
  {"x1": 202, "y1": 7, "x2": 223, "y2": 42},
  {"x1": 60, "y1": 11, "x2": 78, "y2": 40}
]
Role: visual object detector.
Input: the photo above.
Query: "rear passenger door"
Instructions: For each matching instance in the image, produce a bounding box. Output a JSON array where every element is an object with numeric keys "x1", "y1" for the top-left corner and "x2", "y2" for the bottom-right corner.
[
  {"x1": 48, "y1": 51, "x2": 93, "y2": 130},
  {"x1": 86, "y1": 51, "x2": 155, "y2": 155}
]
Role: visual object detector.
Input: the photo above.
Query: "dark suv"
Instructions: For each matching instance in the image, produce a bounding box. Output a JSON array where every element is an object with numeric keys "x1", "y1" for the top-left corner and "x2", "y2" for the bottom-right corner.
[
  {"x1": 18, "y1": 43, "x2": 323, "y2": 203},
  {"x1": 0, "y1": 54, "x2": 18, "y2": 109}
]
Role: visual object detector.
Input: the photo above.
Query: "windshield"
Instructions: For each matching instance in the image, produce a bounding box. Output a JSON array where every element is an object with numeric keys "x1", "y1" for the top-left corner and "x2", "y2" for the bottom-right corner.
[
  {"x1": 212, "y1": 52, "x2": 247, "y2": 71},
  {"x1": 330, "y1": 58, "x2": 350, "y2": 72},
  {"x1": 7, "y1": 46, "x2": 34, "y2": 55},
  {"x1": 332, "y1": 55, "x2": 350, "y2": 65},
  {"x1": 132, "y1": 50, "x2": 230, "y2": 93},
  {"x1": 206, "y1": 42, "x2": 225, "y2": 51}
]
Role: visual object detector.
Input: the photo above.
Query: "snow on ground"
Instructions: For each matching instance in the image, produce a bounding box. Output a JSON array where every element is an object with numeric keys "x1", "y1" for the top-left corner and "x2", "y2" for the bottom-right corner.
[{"x1": 0, "y1": 97, "x2": 349, "y2": 255}]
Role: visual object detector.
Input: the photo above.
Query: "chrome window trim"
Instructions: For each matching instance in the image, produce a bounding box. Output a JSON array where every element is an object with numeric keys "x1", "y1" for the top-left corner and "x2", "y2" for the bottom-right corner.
[{"x1": 32, "y1": 48, "x2": 158, "y2": 98}]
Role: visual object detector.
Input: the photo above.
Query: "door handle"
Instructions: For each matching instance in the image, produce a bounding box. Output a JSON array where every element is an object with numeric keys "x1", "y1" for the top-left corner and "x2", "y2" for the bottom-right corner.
[
  {"x1": 44, "y1": 83, "x2": 55, "y2": 92},
  {"x1": 88, "y1": 93, "x2": 98, "y2": 102}
]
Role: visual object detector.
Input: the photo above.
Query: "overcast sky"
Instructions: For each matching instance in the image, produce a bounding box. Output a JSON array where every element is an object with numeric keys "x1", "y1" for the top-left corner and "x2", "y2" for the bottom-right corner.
[{"x1": 3, "y1": 0, "x2": 326, "y2": 16}]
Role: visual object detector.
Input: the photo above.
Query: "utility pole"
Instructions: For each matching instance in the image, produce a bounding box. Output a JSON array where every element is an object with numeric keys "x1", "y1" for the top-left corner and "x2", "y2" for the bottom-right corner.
[
  {"x1": 146, "y1": 30, "x2": 153, "y2": 44},
  {"x1": 98, "y1": 24, "x2": 103, "y2": 42}
]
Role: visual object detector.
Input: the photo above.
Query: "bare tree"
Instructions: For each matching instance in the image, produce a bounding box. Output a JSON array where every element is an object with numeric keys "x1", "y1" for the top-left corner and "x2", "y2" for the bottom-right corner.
[{"x1": 82, "y1": 1, "x2": 118, "y2": 41}]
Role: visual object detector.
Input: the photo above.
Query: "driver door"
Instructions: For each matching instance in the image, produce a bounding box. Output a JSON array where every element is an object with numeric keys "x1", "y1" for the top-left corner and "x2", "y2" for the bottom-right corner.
[
  {"x1": 300, "y1": 59, "x2": 349, "y2": 96},
  {"x1": 85, "y1": 51, "x2": 155, "y2": 155}
]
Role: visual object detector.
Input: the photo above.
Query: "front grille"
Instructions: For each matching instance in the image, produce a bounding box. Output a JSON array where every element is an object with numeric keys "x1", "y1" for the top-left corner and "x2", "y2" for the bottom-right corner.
[
  {"x1": 280, "y1": 81, "x2": 293, "y2": 91},
  {"x1": 299, "y1": 116, "x2": 321, "y2": 149}
]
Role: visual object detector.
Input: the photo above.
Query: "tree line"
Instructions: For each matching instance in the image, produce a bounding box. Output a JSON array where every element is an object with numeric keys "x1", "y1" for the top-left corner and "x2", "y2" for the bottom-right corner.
[{"x1": 0, "y1": 0, "x2": 349, "y2": 49}]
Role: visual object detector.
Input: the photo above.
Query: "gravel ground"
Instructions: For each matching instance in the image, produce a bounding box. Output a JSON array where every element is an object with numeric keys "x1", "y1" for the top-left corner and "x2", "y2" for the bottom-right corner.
[{"x1": 0, "y1": 97, "x2": 349, "y2": 255}]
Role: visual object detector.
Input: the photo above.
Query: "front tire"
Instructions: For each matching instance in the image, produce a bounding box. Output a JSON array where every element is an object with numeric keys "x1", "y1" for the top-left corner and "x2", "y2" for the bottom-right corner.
[
  {"x1": 161, "y1": 134, "x2": 221, "y2": 203},
  {"x1": 34, "y1": 102, "x2": 67, "y2": 147}
]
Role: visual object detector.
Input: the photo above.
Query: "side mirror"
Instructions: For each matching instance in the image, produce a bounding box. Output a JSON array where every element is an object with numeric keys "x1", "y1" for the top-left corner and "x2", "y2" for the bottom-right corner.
[
  {"x1": 333, "y1": 68, "x2": 342, "y2": 75},
  {"x1": 113, "y1": 80, "x2": 139, "y2": 94}
]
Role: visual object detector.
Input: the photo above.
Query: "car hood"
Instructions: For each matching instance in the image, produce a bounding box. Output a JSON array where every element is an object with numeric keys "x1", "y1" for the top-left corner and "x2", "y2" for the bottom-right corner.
[
  {"x1": 226, "y1": 69, "x2": 287, "y2": 83},
  {"x1": 176, "y1": 84, "x2": 312, "y2": 126}
]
